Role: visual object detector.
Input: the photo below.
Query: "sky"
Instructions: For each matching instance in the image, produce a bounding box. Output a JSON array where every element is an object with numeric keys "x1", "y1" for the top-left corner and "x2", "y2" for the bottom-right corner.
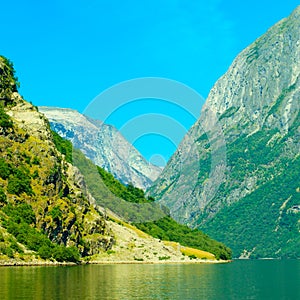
[{"x1": 1, "y1": 1, "x2": 299, "y2": 166}]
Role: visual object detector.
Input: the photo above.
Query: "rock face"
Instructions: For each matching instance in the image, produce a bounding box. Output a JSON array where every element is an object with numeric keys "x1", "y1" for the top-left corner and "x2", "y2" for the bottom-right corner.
[
  {"x1": 148, "y1": 6, "x2": 300, "y2": 258},
  {"x1": 39, "y1": 107, "x2": 162, "y2": 190}
]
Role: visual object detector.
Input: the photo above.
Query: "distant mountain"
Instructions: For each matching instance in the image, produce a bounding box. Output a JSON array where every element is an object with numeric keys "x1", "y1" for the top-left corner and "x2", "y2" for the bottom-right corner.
[
  {"x1": 148, "y1": 6, "x2": 300, "y2": 258},
  {"x1": 39, "y1": 107, "x2": 162, "y2": 190}
]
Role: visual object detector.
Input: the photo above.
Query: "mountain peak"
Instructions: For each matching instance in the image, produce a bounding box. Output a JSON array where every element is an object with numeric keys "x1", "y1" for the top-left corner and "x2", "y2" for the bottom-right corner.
[
  {"x1": 39, "y1": 106, "x2": 162, "y2": 190},
  {"x1": 148, "y1": 7, "x2": 300, "y2": 258}
]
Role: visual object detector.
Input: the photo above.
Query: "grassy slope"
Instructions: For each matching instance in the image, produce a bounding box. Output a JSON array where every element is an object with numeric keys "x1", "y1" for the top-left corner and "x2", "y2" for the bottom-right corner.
[
  {"x1": 52, "y1": 134, "x2": 228, "y2": 260},
  {"x1": 51, "y1": 130, "x2": 232, "y2": 260},
  {"x1": 95, "y1": 164, "x2": 232, "y2": 260}
]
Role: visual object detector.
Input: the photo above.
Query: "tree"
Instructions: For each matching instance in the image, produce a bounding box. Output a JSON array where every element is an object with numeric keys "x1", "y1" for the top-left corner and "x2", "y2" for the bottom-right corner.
[{"x1": 0, "y1": 187, "x2": 7, "y2": 205}]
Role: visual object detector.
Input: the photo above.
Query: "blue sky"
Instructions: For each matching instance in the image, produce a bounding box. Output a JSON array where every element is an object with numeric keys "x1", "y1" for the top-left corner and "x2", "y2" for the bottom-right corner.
[{"x1": 1, "y1": 1, "x2": 299, "y2": 165}]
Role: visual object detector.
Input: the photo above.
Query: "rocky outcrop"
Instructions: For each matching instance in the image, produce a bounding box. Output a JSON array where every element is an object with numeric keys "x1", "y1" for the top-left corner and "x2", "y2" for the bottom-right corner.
[
  {"x1": 148, "y1": 6, "x2": 300, "y2": 258},
  {"x1": 39, "y1": 107, "x2": 162, "y2": 190},
  {"x1": 7, "y1": 99, "x2": 114, "y2": 255}
]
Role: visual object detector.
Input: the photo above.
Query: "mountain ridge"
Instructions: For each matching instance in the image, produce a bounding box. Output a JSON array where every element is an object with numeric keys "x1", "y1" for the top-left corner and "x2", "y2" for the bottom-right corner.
[
  {"x1": 148, "y1": 6, "x2": 300, "y2": 258},
  {"x1": 39, "y1": 106, "x2": 162, "y2": 190}
]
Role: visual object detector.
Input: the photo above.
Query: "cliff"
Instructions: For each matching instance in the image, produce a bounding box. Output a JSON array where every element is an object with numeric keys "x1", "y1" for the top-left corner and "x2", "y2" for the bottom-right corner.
[{"x1": 148, "y1": 6, "x2": 300, "y2": 258}]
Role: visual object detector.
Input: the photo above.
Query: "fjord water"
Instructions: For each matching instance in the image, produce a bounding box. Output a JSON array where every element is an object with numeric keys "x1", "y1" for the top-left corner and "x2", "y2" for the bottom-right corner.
[{"x1": 1, "y1": 260, "x2": 299, "y2": 300}]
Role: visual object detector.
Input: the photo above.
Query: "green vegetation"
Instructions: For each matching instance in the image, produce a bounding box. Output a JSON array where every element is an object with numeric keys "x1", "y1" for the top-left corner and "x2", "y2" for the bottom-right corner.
[
  {"x1": 218, "y1": 106, "x2": 239, "y2": 121},
  {"x1": 73, "y1": 149, "x2": 166, "y2": 223},
  {"x1": 0, "y1": 158, "x2": 33, "y2": 196},
  {"x1": 200, "y1": 126, "x2": 300, "y2": 258},
  {"x1": 51, "y1": 130, "x2": 73, "y2": 163},
  {"x1": 0, "y1": 55, "x2": 19, "y2": 105},
  {"x1": 267, "y1": 82, "x2": 297, "y2": 117},
  {"x1": 49, "y1": 205, "x2": 63, "y2": 221},
  {"x1": 0, "y1": 56, "x2": 115, "y2": 263},
  {"x1": 136, "y1": 216, "x2": 231, "y2": 260},
  {"x1": 0, "y1": 105, "x2": 13, "y2": 131},
  {"x1": 0, "y1": 158, "x2": 11, "y2": 180},
  {"x1": 158, "y1": 256, "x2": 170, "y2": 260},
  {"x1": 0, "y1": 188, "x2": 7, "y2": 205},
  {"x1": 0, "y1": 203, "x2": 80, "y2": 262},
  {"x1": 246, "y1": 43, "x2": 259, "y2": 64},
  {"x1": 7, "y1": 167, "x2": 33, "y2": 196},
  {"x1": 96, "y1": 165, "x2": 232, "y2": 260},
  {"x1": 226, "y1": 129, "x2": 281, "y2": 181},
  {"x1": 97, "y1": 167, "x2": 152, "y2": 204},
  {"x1": 134, "y1": 257, "x2": 144, "y2": 261}
]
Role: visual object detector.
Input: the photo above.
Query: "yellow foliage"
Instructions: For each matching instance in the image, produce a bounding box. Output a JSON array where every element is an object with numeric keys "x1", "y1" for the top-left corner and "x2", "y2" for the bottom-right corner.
[
  {"x1": 180, "y1": 246, "x2": 215, "y2": 260},
  {"x1": 163, "y1": 240, "x2": 180, "y2": 250},
  {"x1": 163, "y1": 241, "x2": 215, "y2": 260}
]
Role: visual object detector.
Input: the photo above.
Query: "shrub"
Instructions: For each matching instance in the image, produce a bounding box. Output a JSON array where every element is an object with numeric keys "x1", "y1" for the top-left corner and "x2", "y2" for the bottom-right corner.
[
  {"x1": 5, "y1": 247, "x2": 14, "y2": 258},
  {"x1": 9, "y1": 238, "x2": 23, "y2": 253},
  {"x1": 0, "y1": 56, "x2": 20, "y2": 105},
  {"x1": 0, "y1": 187, "x2": 7, "y2": 205},
  {"x1": 38, "y1": 245, "x2": 53, "y2": 260},
  {"x1": 31, "y1": 170, "x2": 39, "y2": 179},
  {"x1": 52, "y1": 245, "x2": 80, "y2": 263},
  {"x1": 158, "y1": 256, "x2": 170, "y2": 260},
  {"x1": 32, "y1": 156, "x2": 40, "y2": 165},
  {"x1": 51, "y1": 131, "x2": 73, "y2": 163},
  {"x1": 1, "y1": 202, "x2": 82, "y2": 262},
  {"x1": 3, "y1": 203, "x2": 36, "y2": 225},
  {"x1": 0, "y1": 105, "x2": 13, "y2": 130},
  {"x1": 7, "y1": 168, "x2": 33, "y2": 196},
  {"x1": 0, "y1": 158, "x2": 12, "y2": 180},
  {"x1": 50, "y1": 206, "x2": 62, "y2": 221}
]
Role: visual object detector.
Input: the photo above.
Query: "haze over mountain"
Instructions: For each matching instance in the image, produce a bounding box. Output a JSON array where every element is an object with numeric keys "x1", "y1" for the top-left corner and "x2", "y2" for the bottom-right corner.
[
  {"x1": 148, "y1": 6, "x2": 300, "y2": 258},
  {"x1": 39, "y1": 107, "x2": 162, "y2": 190}
]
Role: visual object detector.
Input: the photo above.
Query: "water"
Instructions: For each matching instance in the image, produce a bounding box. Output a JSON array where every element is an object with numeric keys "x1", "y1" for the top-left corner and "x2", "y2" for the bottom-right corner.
[{"x1": 0, "y1": 260, "x2": 299, "y2": 299}]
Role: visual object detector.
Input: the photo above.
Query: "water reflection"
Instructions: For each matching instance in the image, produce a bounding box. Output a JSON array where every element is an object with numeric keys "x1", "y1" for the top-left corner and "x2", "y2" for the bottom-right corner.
[{"x1": 0, "y1": 261, "x2": 300, "y2": 299}]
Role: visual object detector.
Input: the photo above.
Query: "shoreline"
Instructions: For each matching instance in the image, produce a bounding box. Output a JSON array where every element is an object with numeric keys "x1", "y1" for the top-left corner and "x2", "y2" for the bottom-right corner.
[{"x1": 0, "y1": 259, "x2": 231, "y2": 267}]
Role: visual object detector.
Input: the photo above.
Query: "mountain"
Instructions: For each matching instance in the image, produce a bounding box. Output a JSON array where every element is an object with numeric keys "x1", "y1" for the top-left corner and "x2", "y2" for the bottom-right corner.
[
  {"x1": 91, "y1": 161, "x2": 231, "y2": 260},
  {"x1": 148, "y1": 6, "x2": 300, "y2": 258},
  {"x1": 0, "y1": 56, "x2": 114, "y2": 263},
  {"x1": 0, "y1": 55, "x2": 231, "y2": 263},
  {"x1": 39, "y1": 107, "x2": 162, "y2": 190}
]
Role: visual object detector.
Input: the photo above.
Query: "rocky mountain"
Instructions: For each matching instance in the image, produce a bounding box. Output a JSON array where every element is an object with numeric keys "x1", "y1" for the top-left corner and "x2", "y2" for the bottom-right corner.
[
  {"x1": 0, "y1": 56, "x2": 114, "y2": 262},
  {"x1": 148, "y1": 6, "x2": 300, "y2": 258},
  {"x1": 39, "y1": 107, "x2": 162, "y2": 190}
]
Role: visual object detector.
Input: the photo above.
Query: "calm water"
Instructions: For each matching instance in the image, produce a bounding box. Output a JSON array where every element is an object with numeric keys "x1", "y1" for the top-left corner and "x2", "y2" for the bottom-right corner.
[{"x1": 0, "y1": 260, "x2": 299, "y2": 300}]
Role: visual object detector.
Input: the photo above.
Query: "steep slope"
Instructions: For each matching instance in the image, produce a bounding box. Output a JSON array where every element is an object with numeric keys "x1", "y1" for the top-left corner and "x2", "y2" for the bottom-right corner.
[
  {"x1": 50, "y1": 130, "x2": 232, "y2": 261},
  {"x1": 0, "y1": 55, "x2": 229, "y2": 264},
  {"x1": 95, "y1": 165, "x2": 231, "y2": 260},
  {"x1": 0, "y1": 56, "x2": 114, "y2": 263},
  {"x1": 148, "y1": 6, "x2": 300, "y2": 258},
  {"x1": 39, "y1": 107, "x2": 162, "y2": 190}
]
